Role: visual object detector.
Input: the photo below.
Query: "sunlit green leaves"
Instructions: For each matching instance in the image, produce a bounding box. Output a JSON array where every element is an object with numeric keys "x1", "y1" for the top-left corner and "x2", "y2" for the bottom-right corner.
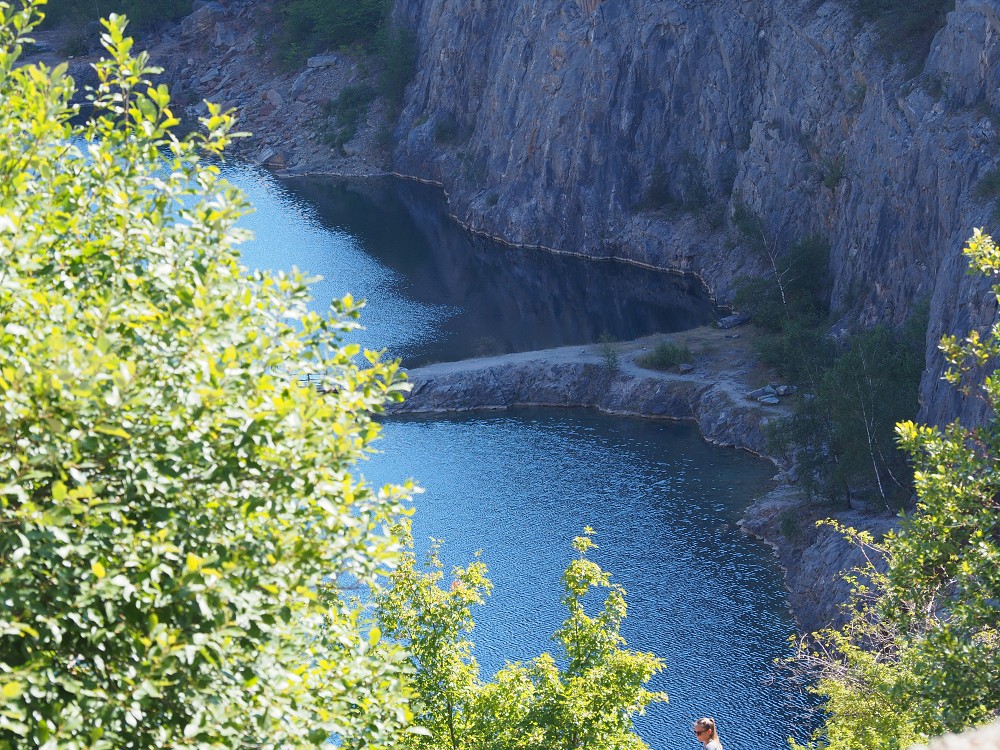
[
  {"x1": 794, "y1": 230, "x2": 1000, "y2": 749},
  {"x1": 377, "y1": 527, "x2": 666, "y2": 750},
  {"x1": 0, "y1": 3, "x2": 411, "y2": 747}
]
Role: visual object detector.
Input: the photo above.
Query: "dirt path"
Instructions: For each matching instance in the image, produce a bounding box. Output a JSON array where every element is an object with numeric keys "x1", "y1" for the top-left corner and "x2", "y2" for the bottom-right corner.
[{"x1": 403, "y1": 326, "x2": 792, "y2": 427}]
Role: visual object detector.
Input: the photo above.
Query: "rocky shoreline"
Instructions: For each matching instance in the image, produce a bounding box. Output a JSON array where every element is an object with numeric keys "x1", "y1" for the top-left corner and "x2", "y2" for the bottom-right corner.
[{"x1": 390, "y1": 328, "x2": 898, "y2": 633}]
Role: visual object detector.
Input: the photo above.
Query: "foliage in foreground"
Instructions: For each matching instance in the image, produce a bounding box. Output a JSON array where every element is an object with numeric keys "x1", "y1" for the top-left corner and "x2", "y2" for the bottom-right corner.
[
  {"x1": 377, "y1": 527, "x2": 668, "y2": 750},
  {"x1": 0, "y1": 5, "x2": 413, "y2": 747},
  {"x1": 792, "y1": 230, "x2": 1000, "y2": 749}
]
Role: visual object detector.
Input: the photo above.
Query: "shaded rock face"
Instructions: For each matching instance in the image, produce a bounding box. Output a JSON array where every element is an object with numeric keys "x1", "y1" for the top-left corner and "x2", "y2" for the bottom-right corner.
[
  {"x1": 391, "y1": 0, "x2": 1000, "y2": 427},
  {"x1": 739, "y1": 486, "x2": 897, "y2": 633}
]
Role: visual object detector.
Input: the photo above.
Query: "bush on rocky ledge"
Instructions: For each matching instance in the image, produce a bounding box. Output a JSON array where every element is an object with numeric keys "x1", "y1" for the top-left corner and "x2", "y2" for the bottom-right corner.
[{"x1": 790, "y1": 230, "x2": 1000, "y2": 750}]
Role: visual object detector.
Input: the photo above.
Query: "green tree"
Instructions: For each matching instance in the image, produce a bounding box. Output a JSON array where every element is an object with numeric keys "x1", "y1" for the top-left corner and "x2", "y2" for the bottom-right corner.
[
  {"x1": 890, "y1": 229, "x2": 1000, "y2": 732},
  {"x1": 791, "y1": 230, "x2": 1000, "y2": 749},
  {"x1": 776, "y1": 318, "x2": 925, "y2": 508},
  {"x1": 376, "y1": 522, "x2": 490, "y2": 750},
  {"x1": 733, "y1": 233, "x2": 830, "y2": 337},
  {"x1": 277, "y1": 0, "x2": 391, "y2": 59},
  {"x1": 481, "y1": 531, "x2": 667, "y2": 750},
  {"x1": 378, "y1": 528, "x2": 667, "y2": 750},
  {"x1": 39, "y1": 0, "x2": 192, "y2": 30},
  {"x1": 0, "y1": 4, "x2": 412, "y2": 747},
  {"x1": 788, "y1": 526, "x2": 923, "y2": 750}
]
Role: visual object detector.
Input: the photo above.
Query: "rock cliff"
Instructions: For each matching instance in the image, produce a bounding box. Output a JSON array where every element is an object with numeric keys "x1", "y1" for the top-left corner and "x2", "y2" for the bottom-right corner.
[
  {"x1": 911, "y1": 719, "x2": 1000, "y2": 750},
  {"x1": 390, "y1": 0, "x2": 1000, "y2": 427}
]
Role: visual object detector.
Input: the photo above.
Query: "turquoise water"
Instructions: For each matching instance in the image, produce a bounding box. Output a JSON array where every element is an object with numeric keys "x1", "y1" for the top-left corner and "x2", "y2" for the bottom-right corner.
[
  {"x1": 364, "y1": 411, "x2": 806, "y2": 750},
  {"x1": 228, "y1": 165, "x2": 809, "y2": 750}
]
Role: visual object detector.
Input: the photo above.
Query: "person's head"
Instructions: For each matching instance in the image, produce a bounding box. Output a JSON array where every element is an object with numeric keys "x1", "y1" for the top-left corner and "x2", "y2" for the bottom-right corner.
[{"x1": 693, "y1": 717, "x2": 719, "y2": 745}]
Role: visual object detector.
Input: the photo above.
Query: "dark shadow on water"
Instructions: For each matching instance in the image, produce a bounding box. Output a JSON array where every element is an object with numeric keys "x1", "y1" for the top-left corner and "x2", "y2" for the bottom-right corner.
[{"x1": 280, "y1": 176, "x2": 717, "y2": 366}]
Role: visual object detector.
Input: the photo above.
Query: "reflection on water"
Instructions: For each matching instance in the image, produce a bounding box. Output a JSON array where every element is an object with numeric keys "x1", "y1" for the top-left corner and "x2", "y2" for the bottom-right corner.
[
  {"x1": 364, "y1": 410, "x2": 810, "y2": 750},
  {"x1": 232, "y1": 166, "x2": 715, "y2": 365},
  {"x1": 227, "y1": 165, "x2": 454, "y2": 358}
]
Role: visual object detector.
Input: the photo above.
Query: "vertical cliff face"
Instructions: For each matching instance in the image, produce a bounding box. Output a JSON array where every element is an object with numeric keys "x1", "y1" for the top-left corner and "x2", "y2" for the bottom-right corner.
[{"x1": 390, "y1": 0, "x2": 1000, "y2": 426}]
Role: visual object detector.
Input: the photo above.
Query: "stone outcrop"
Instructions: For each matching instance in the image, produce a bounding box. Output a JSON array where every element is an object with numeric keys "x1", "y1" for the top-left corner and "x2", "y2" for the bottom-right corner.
[
  {"x1": 739, "y1": 485, "x2": 896, "y2": 633},
  {"x1": 394, "y1": 350, "x2": 776, "y2": 456},
  {"x1": 910, "y1": 720, "x2": 1000, "y2": 750},
  {"x1": 390, "y1": 0, "x2": 1000, "y2": 428}
]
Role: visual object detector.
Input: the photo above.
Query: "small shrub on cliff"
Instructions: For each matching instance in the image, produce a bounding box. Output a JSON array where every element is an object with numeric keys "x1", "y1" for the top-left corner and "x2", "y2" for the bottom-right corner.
[
  {"x1": 638, "y1": 154, "x2": 713, "y2": 215},
  {"x1": 278, "y1": 0, "x2": 391, "y2": 58},
  {"x1": 821, "y1": 154, "x2": 845, "y2": 190},
  {"x1": 851, "y1": 0, "x2": 954, "y2": 63},
  {"x1": 433, "y1": 111, "x2": 475, "y2": 145},
  {"x1": 778, "y1": 509, "x2": 804, "y2": 543},
  {"x1": 975, "y1": 167, "x2": 1000, "y2": 226},
  {"x1": 791, "y1": 231, "x2": 1000, "y2": 749},
  {"x1": 598, "y1": 334, "x2": 620, "y2": 372},
  {"x1": 376, "y1": 25, "x2": 416, "y2": 111},
  {"x1": 639, "y1": 163, "x2": 671, "y2": 211},
  {"x1": 41, "y1": 0, "x2": 191, "y2": 30},
  {"x1": 636, "y1": 341, "x2": 692, "y2": 371},
  {"x1": 320, "y1": 83, "x2": 377, "y2": 152}
]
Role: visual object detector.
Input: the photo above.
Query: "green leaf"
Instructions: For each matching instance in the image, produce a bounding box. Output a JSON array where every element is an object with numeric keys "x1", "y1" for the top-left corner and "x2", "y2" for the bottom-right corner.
[
  {"x1": 1, "y1": 681, "x2": 23, "y2": 701},
  {"x1": 94, "y1": 424, "x2": 130, "y2": 439}
]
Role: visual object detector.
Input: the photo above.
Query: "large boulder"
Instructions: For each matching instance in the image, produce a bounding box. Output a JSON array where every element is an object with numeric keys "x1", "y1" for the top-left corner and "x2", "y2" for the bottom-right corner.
[
  {"x1": 910, "y1": 721, "x2": 1000, "y2": 750},
  {"x1": 181, "y1": 2, "x2": 225, "y2": 39}
]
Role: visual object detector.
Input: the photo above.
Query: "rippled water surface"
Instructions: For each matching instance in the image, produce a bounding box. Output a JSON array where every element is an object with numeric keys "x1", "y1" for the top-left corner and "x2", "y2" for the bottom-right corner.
[
  {"x1": 363, "y1": 411, "x2": 806, "y2": 750},
  {"x1": 228, "y1": 165, "x2": 808, "y2": 749}
]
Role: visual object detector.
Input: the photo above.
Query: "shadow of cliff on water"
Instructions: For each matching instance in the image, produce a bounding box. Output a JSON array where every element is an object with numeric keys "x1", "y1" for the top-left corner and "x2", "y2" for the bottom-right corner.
[{"x1": 281, "y1": 175, "x2": 717, "y2": 366}]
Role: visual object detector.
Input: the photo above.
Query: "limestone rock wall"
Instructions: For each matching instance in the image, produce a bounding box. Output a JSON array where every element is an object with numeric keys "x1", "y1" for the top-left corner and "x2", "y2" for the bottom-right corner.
[
  {"x1": 392, "y1": 352, "x2": 777, "y2": 458},
  {"x1": 390, "y1": 0, "x2": 1000, "y2": 427}
]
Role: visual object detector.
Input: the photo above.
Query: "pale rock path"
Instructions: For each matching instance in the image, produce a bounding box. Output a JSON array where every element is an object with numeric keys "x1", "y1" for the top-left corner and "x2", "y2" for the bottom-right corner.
[{"x1": 392, "y1": 329, "x2": 786, "y2": 458}]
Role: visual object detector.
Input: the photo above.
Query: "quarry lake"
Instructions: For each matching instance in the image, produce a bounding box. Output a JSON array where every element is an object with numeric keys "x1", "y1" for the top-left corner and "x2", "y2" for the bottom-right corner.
[{"x1": 230, "y1": 164, "x2": 810, "y2": 750}]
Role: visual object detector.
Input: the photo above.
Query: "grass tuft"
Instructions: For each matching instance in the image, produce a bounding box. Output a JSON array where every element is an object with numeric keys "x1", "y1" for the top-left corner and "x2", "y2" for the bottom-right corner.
[{"x1": 636, "y1": 342, "x2": 692, "y2": 370}]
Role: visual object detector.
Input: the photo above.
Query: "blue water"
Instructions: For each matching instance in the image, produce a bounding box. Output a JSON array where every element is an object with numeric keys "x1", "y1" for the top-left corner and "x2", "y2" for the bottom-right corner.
[
  {"x1": 234, "y1": 166, "x2": 715, "y2": 367},
  {"x1": 227, "y1": 165, "x2": 809, "y2": 750}
]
